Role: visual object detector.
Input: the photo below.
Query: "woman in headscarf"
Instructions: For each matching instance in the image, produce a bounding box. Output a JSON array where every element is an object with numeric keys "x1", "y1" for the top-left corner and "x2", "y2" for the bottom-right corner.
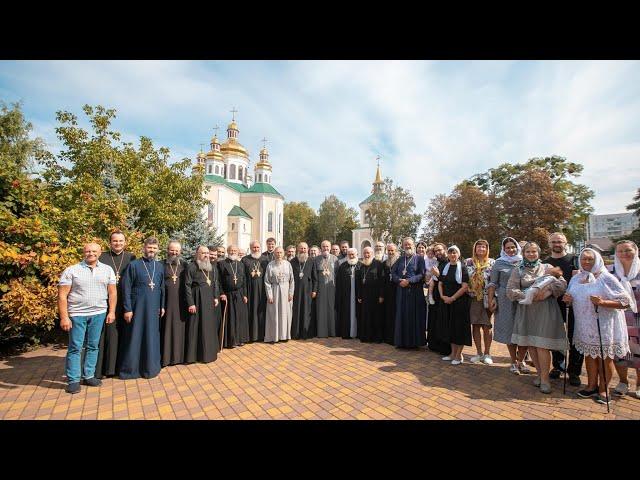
[
  {"x1": 438, "y1": 245, "x2": 471, "y2": 365},
  {"x1": 488, "y1": 237, "x2": 529, "y2": 374},
  {"x1": 465, "y1": 239, "x2": 495, "y2": 364},
  {"x1": 507, "y1": 242, "x2": 567, "y2": 394},
  {"x1": 563, "y1": 247, "x2": 631, "y2": 405},
  {"x1": 610, "y1": 240, "x2": 640, "y2": 398}
]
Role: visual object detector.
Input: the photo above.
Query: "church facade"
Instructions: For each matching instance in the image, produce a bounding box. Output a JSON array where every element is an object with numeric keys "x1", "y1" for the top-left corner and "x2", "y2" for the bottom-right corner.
[
  {"x1": 352, "y1": 165, "x2": 385, "y2": 254},
  {"x1": 195, "y1": 117, "x2": 284, "y2": 252}
]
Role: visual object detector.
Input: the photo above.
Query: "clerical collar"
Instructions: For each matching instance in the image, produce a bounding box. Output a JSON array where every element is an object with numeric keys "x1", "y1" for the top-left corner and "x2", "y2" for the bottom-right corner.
[{"x1": 111, "y1": 250, "x2": 125, "y2": 256}]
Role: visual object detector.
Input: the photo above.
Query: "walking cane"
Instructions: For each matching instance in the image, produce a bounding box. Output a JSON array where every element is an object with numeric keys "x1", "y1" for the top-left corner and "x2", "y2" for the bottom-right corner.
[
  {"x1": 594, "y1": 305, "x2": 610, "y2": 413},
  {"x1": 218, "y1": 297, "x2": 228, "y2": 353},
  {"x1": 563, "y1": 305, "x2": 570, "y2": 395}
]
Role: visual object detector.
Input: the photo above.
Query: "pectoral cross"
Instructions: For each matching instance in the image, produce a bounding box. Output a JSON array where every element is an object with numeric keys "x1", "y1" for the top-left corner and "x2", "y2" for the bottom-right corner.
[
  {"x1": 116, "y1": 273, "x2": 121, "y2": 284},
  {"x1": 206, "y1": 278, "x2": 211, "y2": 286},
  {"x1": 233, "y1": 275, "x2": 238, "y2": 284},
  {"x1": 171, "y1": 274, "x2": 178, "y2": 284},
  {"x1": 149, "y1": 281, "x2": 155, "y2": 290}
]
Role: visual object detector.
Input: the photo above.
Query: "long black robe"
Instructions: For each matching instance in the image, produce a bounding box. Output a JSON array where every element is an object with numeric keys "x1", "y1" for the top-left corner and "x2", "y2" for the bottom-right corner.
[
  {"x1": 312, "y1": 254, "x2": 339, "y2": 338},
  {"x1": 161, "y1": 259, "x2": 187, "y2": 366},
  {"x1": 184, "y1": 262, "x2": 220, "y2": 363},
  {"x1": 391, "y1": 253, "x2": 427, "y2": 348},
  {"x1": 262, "y1": 250, "x2": 276, "y2": 264},
  {"x1": 426, "y1": 259, "x2": 452, "y2": 355},
  {"x1": 335, "y1": 261, "x2": 360, "y2": 339},
  {"x1": 242, "y1": 255, "x2": 268, "y2": 342},
  {"x1": 219, "y1": 258, "x2": 250, "y2": 347},
  {"x1": 96, "y1": 250, "x2": 135, "y2": 378},
  {"x1": 438, "y1": 263, "x2": 472, "y2": 346},
  {"x1": 119, "y1": 257, "x2": 164, "y2": 379},
  {"x1": 382, "y1": 258, "x2": 399, "y2": 345},
  {"x1": 290, "y1": 257, "x2": 315, "y2": 339},
  {"x1": 356, "y1": 259, "x2": 385, "y2": 343}
]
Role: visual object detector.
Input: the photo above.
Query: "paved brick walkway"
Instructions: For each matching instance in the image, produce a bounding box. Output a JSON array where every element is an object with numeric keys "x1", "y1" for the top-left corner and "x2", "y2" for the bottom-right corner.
[{"x1": 0, "y1": 339, "x2": 638, "y2": 420}]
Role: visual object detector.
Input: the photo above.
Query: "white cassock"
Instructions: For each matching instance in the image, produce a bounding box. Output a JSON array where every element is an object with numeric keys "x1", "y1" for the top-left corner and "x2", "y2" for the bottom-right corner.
[{"x1": 264, "y1": 260, "x2": 295, "y2": 342}]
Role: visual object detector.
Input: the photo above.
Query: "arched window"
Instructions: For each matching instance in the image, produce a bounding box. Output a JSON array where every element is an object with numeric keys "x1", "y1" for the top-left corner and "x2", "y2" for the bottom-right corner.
[
  {"x1": 257, "y1": 173, "x2": 262, "y2": 182},
  {"x1": 265, "y1": 174, "x2": 269, "y2": 183},
  {"x1": 207, "y1": 164, "x2": 212, "y2": 174},
  {"x1": 215, "y1": 165, "x2": 219, "y2": 175},
  {"x1": 278, "y1": 213, "x2": 282, "y2": 233},
  {"x1": 364, "y1": 209, "x2": 371, "y2": 224},
  {"x1": 243, "y1": 223, "x2": 246, "y2": 232},
  {"x1": 231, "y1": 222, "x2": 235, "y2": 231},
  {"x1": 207, "y1": 203, "x2": 215, "y2": 224},
  {"x1": 238, "y1": 166, "x2": 243, "y2": 181},
  {"x1": 268, "y1": 212, "x2": 273, "y2": 232},
  {"x1": 229, "y1": 164, "x2": 236, "y2": 180}
]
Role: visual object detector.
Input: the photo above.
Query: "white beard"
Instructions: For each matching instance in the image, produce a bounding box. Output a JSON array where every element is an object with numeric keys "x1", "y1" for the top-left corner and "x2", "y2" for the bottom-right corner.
[
  {"x1": 374, "y1": 252, "x2": 383, "y2": 261},
  {"x1": 196, "y1": 259, "x2": 212, "y2": 271},
  {"x1": 297, "y1": 253, "x2": 309, "y2": 263},
  {"x1": 405, "y1": 248, "x2": 414, "y2": 256},
  {"x1": 250, "y1": 252, "x2": 261, "y2": 259},
  {"x1": 228, "y1": 255, "x2": 239, "y2": 262},
  {"x1": 347, "y1": 257, "x2": 358, "y2": 266},
  {"x1": 385, "y1": 253, "x2": 400, "y2": 267},
  {"x1": 362, "y1": 257, "x2": 373, "y2": 266}
]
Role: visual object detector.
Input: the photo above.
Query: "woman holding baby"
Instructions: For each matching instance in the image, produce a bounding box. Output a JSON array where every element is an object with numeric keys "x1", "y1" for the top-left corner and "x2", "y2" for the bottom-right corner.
[
  {"x1": 507, "y1": 242, "x2": 567, "y2": 394},
  {"x1": 563, "y1": 248, "x2": 630, "y2": 405}
]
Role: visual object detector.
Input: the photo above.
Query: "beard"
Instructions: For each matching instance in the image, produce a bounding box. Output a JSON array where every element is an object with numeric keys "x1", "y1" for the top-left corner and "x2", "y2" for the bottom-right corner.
[
  {"x1": 196, "y1": 259, "x2": 212, "y2": 271},
  {"x1": 297, "y1": 253, "x2": 309, "y2": 263},
  {"x1": 362, "y1": 257, "x2": 373, "y2": 266},
  {"x1": 385, "y1": 252, "x2": 400, "y2": 267},
  {"x1": 347, "y1": 257, "x2": 358, "y2": 266},
  {"x1": 322, "y1": 251, "x2": 330, "y2": 258},
  {"x1": 167, "y1": 254, "x2": 180, "y2": 266},
  {"x1": 250, "y1": 251, "x2": 261, "y2": 259},
  {"x1": 144, "y1": 251, "x2": 157, "y2": 259},
  {"x1": 374, "y1": 251, "x2": 384, "y2": 261},
  {"x1": 404, "y1": 248, "x2": 415, "y2": 256},
  {"x1": 228, "y1": 254, "x2": 239, "y2": 262}
]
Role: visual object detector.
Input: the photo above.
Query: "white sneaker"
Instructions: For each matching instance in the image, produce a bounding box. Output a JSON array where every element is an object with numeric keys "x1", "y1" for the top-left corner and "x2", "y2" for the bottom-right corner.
[
  {"x1": 509, "y1": 363, "x2": 520, "y2": 374},
  {"x1": 451, "y1": 358, "x2": 464, "y2": 365},
  {"x1": 470, "y1": 354, "x2": 483, "y2": 364},
  {"x1": 519, "y1": 362, "x2": 532, "y2": 374},
  {"x1": 614, "y1": 382, "x2": 629, "y2": 396},
  {"x1": 482, "y1": 355, "x2": 494, "y2": 365},
  {"x1": 635, "y1": 388, "x2": 640, "y2": 399},
  {"x1": 442, "y1": 356, "x2": 452, "y2": 361}
]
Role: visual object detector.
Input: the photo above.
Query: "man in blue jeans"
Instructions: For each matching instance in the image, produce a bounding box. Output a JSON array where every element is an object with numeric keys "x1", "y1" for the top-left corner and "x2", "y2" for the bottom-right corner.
[{"x1": 58, "y1": 242, "x2": 117, "y2": 394}]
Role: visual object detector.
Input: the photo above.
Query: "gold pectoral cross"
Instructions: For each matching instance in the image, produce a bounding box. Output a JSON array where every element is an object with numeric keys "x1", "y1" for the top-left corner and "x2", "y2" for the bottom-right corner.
[
  {"x1": 171, "y1": 274, "x2": 178, "y2": 284},
  {"x1": 116, "y1": 273, "x2": 121, "y2": 284},
  {"x1": 206, "y1": 278, "x2": 211, "y2": 286},
  {"x1": 233, "y1": 275, "x2": 238, "y2": 284}
]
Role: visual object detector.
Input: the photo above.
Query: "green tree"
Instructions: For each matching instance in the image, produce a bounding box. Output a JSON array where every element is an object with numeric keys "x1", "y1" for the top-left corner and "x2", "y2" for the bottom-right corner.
[
  {"x1": 172, "y1": 218, "x2": 224, "y2": 261},
  {"x1": 367, "y1": 178, "x2": 421, "y2": 245},
  {"x1": 316, "y1": 194, "x2": 359, "y2": 244},
  {"x1": 627, "y1": 187, "x2": 640, "y2": 217},
  {"x1": 283, "y1": 201, "x2": 316, "y2": 247}
]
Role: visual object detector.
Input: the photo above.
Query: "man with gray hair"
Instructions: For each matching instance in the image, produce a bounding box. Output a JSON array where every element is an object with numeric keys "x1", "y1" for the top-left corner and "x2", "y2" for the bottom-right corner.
[
  {"x1": 161, "y1": 240, "x2": 187, "y2": 366},
  {"x1": 383, "y1": 242, "x2": 400, "y2": 345},
  {"x1": 356, "y1": 246, "x2": 385, "y2": 342},
  {"x1": 291, "y1": 242, "x2": 315, "y2": 339},
  {"x1": 336, "y1": 247, "x2": 360, "y2": 338},
  {"x1": 242, "y1": 240, "x2": 268, "y2": 342},
  {"x1": 183, "y1": 245, "x2": 220, "y2": 363},
  {"x1": 374, "y1": 241, "x2": 386, "y2": 262},
  {"x1": 120, "y1": 237, "x2": 165, "y2": 379},
  {"x1": 311, "y1": 240, "x2": 340, "y2": 337},
  {"x1": 219, "y1": 245, "x2": 250, "y2": 347}
]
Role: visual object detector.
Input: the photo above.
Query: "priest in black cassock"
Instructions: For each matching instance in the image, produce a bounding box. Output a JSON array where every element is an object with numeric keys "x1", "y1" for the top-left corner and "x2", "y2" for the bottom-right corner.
[
  {"x1": 262, "y1": 237, "x2": 277, "y2": 263},
  {"x1": 382, "y1": 243, "x2": 400, "y2": 345},
  {"x1": 219, "y1": 245, "x2": 250, "y2": 348},
  {"x1": 336, "y1": 248, "x2": 360, "y2": 339},
  {"x1": 96, "y1": 230, "x2": 135, "y2": 378},
  {"x1": 391, "y1": 237, "x2": 427, "y2": 349},
  {"x1": 356, "y1": 246, "x2": 385, "y2": 343},
  {"x1": 184, "y1": 245, "x2": 220, "y2": 363},
  {"x1": 242, "y1": 240, "x2": 268, "y2": 342},
  {"x1": 290, "y1": 242, "x2": 315, "y2": 339},
  {"x1": 161, "y1": 241, "x2": 187, "y2": 366},
  {"x1": 120, "y1": 237, "x2": 164, "y2": 379},
  {"x1": 311, "y1": 240, "x2": 339, "y2": 338}
]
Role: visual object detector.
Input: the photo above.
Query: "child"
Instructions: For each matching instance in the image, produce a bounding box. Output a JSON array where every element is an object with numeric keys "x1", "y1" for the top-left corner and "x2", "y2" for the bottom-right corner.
[
  {"x1": 518, "y1": 274, "x2": 560, "y2": 305},
  {"x1": 425, "y1": 246, "x2": 438, "y2": 305}
]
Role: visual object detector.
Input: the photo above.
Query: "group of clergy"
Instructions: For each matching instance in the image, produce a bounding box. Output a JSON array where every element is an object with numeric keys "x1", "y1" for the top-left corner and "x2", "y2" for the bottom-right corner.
[{"x1": 92, "y1": 230, "x2": 431, "y2": 381}]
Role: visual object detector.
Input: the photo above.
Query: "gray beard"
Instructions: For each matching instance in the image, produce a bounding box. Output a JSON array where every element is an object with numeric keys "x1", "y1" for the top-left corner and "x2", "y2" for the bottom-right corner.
[
  {"x1": 167, "y1": 255, "x2": 180, "y2": 266},
  {"x1": 250, "y1": 252, "x2": 261, "y2": 259},
  {"x1": 404, "y1": 248, "x2": 414, "y2": 256},
  {"x1": 362, "y1": 257, "x2": 373, "y2": 266},
  {"x1": 347, "y1": 258, "x2": 358, "y2": 266},
  {"x1": 196, "y1": 259, "x2": 212, "y2": 271},
  {"x1": 385, "y1": 253, "x2": 400, "y2": 267},
  {"x1": 228, "y1": 255, "x2": 239, "y2": 262},
  {"x1": 322, "y1": 251, "x2": 330, "y2": 258},
  {"x1": 374, "y1": 252, "x2": 383, "y2": 261},
  {"x1": 297, "y1": 253, "x2": 309, "y2": 263}
]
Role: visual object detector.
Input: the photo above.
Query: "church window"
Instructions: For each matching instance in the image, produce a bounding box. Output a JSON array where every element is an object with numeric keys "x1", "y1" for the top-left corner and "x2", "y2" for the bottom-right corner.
[
  {"x1": 229, "y1": 164, "x2": 236, "y2": 180},
  {"x1": 268, "y1": 212, "x2": 273, "y2": 232},
  {"x1": 278, "y1": 213, "x2": 282, "y2": 233},
  {"x1": 207, "y1": 164, "x2": 212, "y2": 174},
  {"x1": 265, "y1": 174, "x2": 269, "y2": 183},
  {"x1": 257, "y1": 173, "x2": 262, "y2": 182},
  {"x1": 364, "y1": 209, "x2": 371, "y2": 224},
  {"x1": 232, "y1": 222, "x2": 235, "y2": 231},
  {"x1": 215, "y1": 165, "x2": 219, "y2": 175},
  {"x1": 207, "y1": 203, "x2": 215, "y2": 224},
  {"x1": 243, "y1": 223, "x2": 246, "y2": 232}
]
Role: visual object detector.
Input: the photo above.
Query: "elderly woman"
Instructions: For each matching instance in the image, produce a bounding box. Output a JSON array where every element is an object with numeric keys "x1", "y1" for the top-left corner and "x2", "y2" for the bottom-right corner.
[
  {"x1": 488, "y1": 237, "x2": 530, "y2": 374},
  {"x1": 507, "y1": 242, "x2": 567, "y2": 393},
  {"x1": 563, "y1": 248, "x2": 631, "y2": 405},
  {"x1": 466, "y1": 240, "x2": 495, "y2": 364},
  {"x1": 438, "y1": 245, "x2": 471, "y2": 365},
  {"x1": 610, "y1": 240, "x2": 640, "y2": 398}
]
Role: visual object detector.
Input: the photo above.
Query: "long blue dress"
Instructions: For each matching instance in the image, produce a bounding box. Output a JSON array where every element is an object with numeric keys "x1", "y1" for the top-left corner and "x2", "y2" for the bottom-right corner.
[
  {"x1": 120, "y1": 257, "x2": 164, "y2": 379},
  {"x1": 392, "y1": 253, "x2": 427, "y2": 348}
]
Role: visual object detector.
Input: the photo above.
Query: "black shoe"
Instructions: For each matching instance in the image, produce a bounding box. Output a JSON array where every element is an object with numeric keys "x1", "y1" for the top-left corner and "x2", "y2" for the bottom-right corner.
[
  {"x1": 569, "y1": 375, "x2": 582, "y2": 387},
  {"x1": 595, "y1": 394, "x2": 610, "y2": 405},
  {"x1": 83, "y1": 377, "x2": 102, "y2": 387},
  {"x1": 577, "y1": 388, "x2": 598, "y2": 398},
  {"x1": 549, "y1": 368, "x2": 562, "y2": 379},
  {"x1": 66, "y1": 382, "x2": 81, "y2": 394}
]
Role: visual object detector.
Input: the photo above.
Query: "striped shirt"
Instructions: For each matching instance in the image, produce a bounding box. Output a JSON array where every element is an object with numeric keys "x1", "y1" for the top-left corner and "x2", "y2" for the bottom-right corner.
[{"x1": 59, "y1": 261, "x2": 117, "y2": 316}]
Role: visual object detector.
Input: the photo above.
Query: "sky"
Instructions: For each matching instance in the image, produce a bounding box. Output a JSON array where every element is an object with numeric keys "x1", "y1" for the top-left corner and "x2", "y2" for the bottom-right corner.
[{"x1": 0, "y1": 60, "x2": 638, "y2": 218}]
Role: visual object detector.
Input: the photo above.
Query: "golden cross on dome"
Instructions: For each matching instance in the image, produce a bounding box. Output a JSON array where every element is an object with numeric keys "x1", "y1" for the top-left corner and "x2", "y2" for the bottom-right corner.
[
  {"x1": 376, "y1": 155, "x2": 381, "y2": 167},
  {"x1": 230, "y1": 107, "x2": 238, "y2": 121},
  {"x1": 199, "y1": 143, "x2": 205, "y2": 153},
  {"x1": 213, "y1": 125, "x2": 219, "y2": 137},
  {"x1": 261, "y1": 137, "x2": 268, "y2": 149}
]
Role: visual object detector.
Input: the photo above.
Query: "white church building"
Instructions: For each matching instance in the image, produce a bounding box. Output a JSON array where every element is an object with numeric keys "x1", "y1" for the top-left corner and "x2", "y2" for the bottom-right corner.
[
  {"x1": 195, "y1": 116, "x2": 284, "y2": 252},
  {"x1": 352, "y1": 164, "x2": 385, "y2": 253}
]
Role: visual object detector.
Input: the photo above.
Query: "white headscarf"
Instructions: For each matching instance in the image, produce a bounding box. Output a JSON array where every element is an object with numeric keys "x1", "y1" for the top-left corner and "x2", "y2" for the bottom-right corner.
[
  {"x1": 575, "y1": 248, "x2": 607, "y2": 284},
  {"x1": 442, "y1": 245, "x2": 462, "y2": 284},
  {"x1": 497, "y1": 237, "x2": 522, "y2": 264},
  {"x1": 613, "y1": 242, "x2": 639, "y2": 313}
]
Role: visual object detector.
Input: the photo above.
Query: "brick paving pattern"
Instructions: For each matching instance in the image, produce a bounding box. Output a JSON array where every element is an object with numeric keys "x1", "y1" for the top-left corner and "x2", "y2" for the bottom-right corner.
[{"x1": 1, "y1": 339, "x2": 638, "y2": 420}]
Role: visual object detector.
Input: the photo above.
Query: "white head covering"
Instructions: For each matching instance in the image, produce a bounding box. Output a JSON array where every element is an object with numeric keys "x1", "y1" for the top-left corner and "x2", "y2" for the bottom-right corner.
[
  {"x1": 576, "y1": 248, "x2": 607, "y2": 284},
  {"x1": 497, "y1": 237, "x2": 522, "y2": 264},
  {"x1": 442, "y1": 245, "x2": 462, "y2": 284},
  {"x1": 613, "y1": 241, "x2": 639, "y2": 313}
]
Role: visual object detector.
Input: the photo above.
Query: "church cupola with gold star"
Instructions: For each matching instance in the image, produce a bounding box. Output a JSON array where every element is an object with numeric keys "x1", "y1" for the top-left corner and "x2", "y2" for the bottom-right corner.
[
  {"x1": 220, "y1": 108, "x2": 249, "y2": 184},
  {"x1": 254, "y1": 138, "x2": 273, "y2": 184}
]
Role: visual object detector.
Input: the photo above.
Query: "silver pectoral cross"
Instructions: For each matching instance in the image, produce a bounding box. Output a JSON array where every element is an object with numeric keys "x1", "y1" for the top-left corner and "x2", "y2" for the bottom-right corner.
[{"x1": 149, "y1": 281, "x2": 155, "y2": 290}]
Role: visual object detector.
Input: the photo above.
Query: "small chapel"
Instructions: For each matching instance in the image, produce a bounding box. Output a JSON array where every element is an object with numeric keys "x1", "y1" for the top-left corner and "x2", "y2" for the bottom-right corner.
[
  {"x1": 351, "y1": 163, "x2": 385, "y2": 253},
  {"x1": 195, "y1": 112, "x2": 284, "y2": 251}
]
